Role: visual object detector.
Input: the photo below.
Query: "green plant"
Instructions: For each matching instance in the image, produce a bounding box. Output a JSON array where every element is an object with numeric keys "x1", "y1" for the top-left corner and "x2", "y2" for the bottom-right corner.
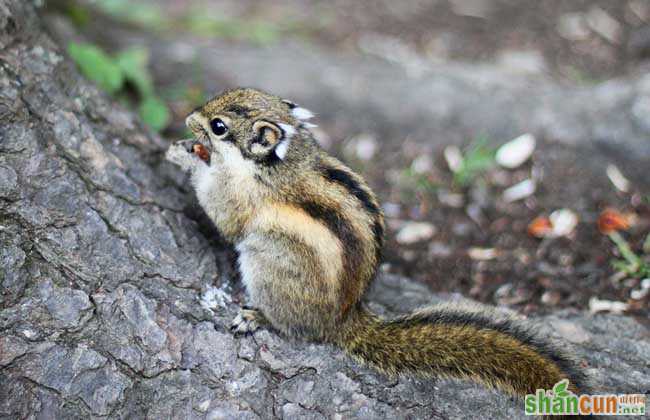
[
  {"x1": 63, "y1": 2, "x2": 91, "y2": 27},
  {"x1": 184, "y1": 11, "x2": 281, "y2": 45},
  {"x1": 94, "y1": 0, "x2": 167, "y2": 27},
  {"x1": 608, "y1": 231, "x2": 650, "y2": 278},
  {"x1": 453, "y1": 137, "x2": 496, "y2": 187},
  {"x1": 68, "y1": 43, "x2": 123, "y2": 94},
  {"x1": 90, "y1": 0, "x2": 283, "y2": 46},
  {"x1": 68, "y1": 42, "x2": 170, "y2": 131},
  {"x1": 402, "y1": 167, "x2": 438, "y2": 196}
]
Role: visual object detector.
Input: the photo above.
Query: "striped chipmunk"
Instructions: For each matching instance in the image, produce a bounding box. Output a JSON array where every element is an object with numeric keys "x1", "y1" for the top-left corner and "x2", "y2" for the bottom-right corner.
[{"x1": 166, "y1": 87, "x2": 589, "y2": 403}]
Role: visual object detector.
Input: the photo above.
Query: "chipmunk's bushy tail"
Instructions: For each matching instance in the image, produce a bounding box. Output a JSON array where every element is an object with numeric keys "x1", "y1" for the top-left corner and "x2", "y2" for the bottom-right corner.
[{"x1": 335, "y1": 305, "x2": 589, "y2": 397}]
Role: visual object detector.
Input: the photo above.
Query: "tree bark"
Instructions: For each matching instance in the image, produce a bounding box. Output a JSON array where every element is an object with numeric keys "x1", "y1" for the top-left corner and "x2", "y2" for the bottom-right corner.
[{"x1": 1, "y1": 1, "x2": 648, "y2": 419}]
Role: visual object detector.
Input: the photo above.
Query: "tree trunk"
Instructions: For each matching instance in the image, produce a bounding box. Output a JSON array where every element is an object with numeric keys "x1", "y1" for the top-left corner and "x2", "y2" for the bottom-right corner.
[{"x1": 1, "y1": 1, "x2": 648, "y2": 419}]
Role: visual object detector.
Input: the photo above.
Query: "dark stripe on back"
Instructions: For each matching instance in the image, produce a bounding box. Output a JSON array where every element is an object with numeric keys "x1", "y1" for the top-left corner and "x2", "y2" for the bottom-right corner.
[
  {"x1": 300, "y1": 199, "x2": 364, "y2": 314},
  {"x1": 396, "y1": 309, "x2": 589, "y2": 393},
  {"x1": 320, "y1": 165, "x2": 384, "y2": 264},
  {"x1": 372, "y1": 220, "x2": 384, "y2": 262},
  {"x1": 321, "y1": 167, "x2": 380, "y2": 216}
]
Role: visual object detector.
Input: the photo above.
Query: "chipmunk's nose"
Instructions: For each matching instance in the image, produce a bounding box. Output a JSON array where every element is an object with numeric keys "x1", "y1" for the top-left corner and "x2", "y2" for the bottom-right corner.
[{"x1": 175, "y1": 139, "x2": 195, "y2": 153}]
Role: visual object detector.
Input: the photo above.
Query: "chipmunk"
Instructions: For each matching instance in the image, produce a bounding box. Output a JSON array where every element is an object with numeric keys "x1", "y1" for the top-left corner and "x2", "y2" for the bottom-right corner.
[{"x1": 166, "y1": 87, "x2": 589, "y2": 400}]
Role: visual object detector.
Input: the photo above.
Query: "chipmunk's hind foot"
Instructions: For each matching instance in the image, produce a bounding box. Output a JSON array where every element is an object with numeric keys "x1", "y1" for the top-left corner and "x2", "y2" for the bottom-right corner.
[{"x1": 231, "y1": 307, "x2": 266, "y2": 335}]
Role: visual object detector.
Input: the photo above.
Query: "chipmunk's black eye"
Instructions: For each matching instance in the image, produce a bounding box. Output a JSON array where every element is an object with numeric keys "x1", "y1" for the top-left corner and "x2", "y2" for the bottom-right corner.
[{"x1": 210, "y1": 118, "x2": 228, "y2": 136}]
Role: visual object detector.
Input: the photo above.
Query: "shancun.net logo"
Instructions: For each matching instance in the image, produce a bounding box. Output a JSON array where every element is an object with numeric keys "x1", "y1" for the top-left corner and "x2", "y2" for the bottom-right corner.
[{"x1": 525, "y1": 379, "x2": 647, "y2": 416}]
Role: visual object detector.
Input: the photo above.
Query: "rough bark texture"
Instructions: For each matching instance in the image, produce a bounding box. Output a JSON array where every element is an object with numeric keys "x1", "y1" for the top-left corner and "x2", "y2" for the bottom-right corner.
[{"x1": 1, "y1": 1, "x2": 649, "y2": 419}]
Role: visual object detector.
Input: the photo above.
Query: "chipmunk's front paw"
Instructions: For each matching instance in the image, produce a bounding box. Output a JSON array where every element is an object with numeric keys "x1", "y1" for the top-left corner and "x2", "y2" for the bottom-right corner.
[{"x1": 230, "y1": 308, "x2": 264, "y2": 335}]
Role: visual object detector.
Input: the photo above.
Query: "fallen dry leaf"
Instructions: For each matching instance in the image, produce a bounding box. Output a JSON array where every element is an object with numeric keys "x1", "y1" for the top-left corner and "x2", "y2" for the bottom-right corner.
[
  {"x1": 528, "y1": 209, "x2": 579, "y2": 238},
  {"x1": 597, "y1": 208, "x2": 631, "y2": 234},
  {"x1": 528, "y1": 216, "x2": 553, "y2": 238}
]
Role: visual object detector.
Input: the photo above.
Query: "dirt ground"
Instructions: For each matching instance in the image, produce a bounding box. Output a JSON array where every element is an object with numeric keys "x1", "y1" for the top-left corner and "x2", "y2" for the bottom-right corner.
[
  {"x1": 150, "y1": 0, "x2": 650, "y2": 80},
  {"x1": 48, "y1": 0, "x2": 650, "y2": 318}
]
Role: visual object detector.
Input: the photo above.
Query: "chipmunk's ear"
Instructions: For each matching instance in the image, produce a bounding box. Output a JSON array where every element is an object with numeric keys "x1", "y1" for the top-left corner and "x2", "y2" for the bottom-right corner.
[
  {"x1": 250, "y1": 120, "x2": 295, "y2": 160},
  {"x1": 283, "y1": 99, "x2": 317, "y2": 128}
]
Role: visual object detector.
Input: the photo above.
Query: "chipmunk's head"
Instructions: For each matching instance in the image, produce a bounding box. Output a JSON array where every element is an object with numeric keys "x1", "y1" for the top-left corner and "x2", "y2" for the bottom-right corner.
[{"x1": 166, "y1": 87, "x2": 317, "y2": 175}]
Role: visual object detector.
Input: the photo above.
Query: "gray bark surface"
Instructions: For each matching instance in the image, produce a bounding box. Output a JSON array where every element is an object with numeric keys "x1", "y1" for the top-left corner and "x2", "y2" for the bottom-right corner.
[{"x1": 1, "y1": 1, "x2": 649, "y2": 419}]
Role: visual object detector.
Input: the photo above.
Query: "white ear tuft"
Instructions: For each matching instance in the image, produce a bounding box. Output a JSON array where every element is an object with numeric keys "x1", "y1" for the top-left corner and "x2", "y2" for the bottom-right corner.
[
  {"x1": 275, "y1": 138, "x2": 291, "y2": 160},
  {"x1": 278, "y1": 123, "x2": 296, "y2": 139},
  {"x1": 275, "y1": 123, "x2": 295, "y2": 159},
  {"x1": 291, "y1": 107, "x2": 314, "y2": 121}
]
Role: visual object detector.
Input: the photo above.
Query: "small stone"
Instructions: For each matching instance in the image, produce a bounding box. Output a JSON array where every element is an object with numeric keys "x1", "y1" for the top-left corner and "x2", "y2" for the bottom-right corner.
[
  {"x1": 541, "y1": 290, "x2": 562, "y2": 306},
  {"x1": 586, "y1": 7, "x2": 622, "y2": 44},
  {"x1": 411, "y1": 154, "x2": 433, "y2": 174},
  {"x1": 496, "y1": 134, "x2": 536, "y2": 169},
  {"x1": 589, "y1": 297, "x2": 629, "y2": 314},
  {"x1": 466, "y1": 203, "x2": 485, "y2": 225},
  {"x1": 429, "y1": 241, "x2": 452, "y2": 257},
  {"x1": 557, "y1": 13, "x2": 590, "y2": 41},
  {"x1": 630, "y1": 287, "x2": 650, "y2": 300},
  {"x1": 444, "y1": 145, "x2": 463, "y2": 173},
  {"x1": 606, "y1": 164, "x2": 631, "y2": 193},
  {"x1": 348, "y1": 134, "x2": 377, "y2": 161},
  {"x1": 395, "y1": 222, "x2": 436, "y2": 244},
  {"x1": 468, "y1": 247, "x2": 499, "y2": 260},
  {"x1": 502, "y1": 179, "x2": 536, "y2": 202},
  {"x1": 549, "y1": 209, "x2": 579, "y2": 237},
  {"x1": 437, "y1": 189, "x2": 464, "y2": 208}
]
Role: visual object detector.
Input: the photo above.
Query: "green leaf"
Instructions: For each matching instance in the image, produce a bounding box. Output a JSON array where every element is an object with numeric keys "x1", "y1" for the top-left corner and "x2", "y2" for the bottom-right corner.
[
  {"x1": 453, "y1": 137, "x2": 496, "y2": 187},
  {"x1": 138, "y1": 96, "x2": 170, "y2": 132},
  {"x1": 116, "y1": 48, "x2": 154, "y2": 97},
  {"x1": 248, "y1": 22, "x2": 280, "y2": 45},
  {"x1": 64, "y1": 4, "x2": 91, "y2": 27},
  {"x1": 96, "y1": 0, "x2": 166, "y2": 27},
  {"x1": 68, "y1": 43, "x2": 124, "y2": 94},
  {"x1": 553, "y1": 379, "x2": 570, "y2": 397}
]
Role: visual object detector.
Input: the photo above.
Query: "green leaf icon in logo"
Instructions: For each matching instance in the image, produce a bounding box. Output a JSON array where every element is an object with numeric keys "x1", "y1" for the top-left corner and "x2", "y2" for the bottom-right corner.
[{"x1": 553, "y1": 379, "x2": 570, "y2": 398}]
